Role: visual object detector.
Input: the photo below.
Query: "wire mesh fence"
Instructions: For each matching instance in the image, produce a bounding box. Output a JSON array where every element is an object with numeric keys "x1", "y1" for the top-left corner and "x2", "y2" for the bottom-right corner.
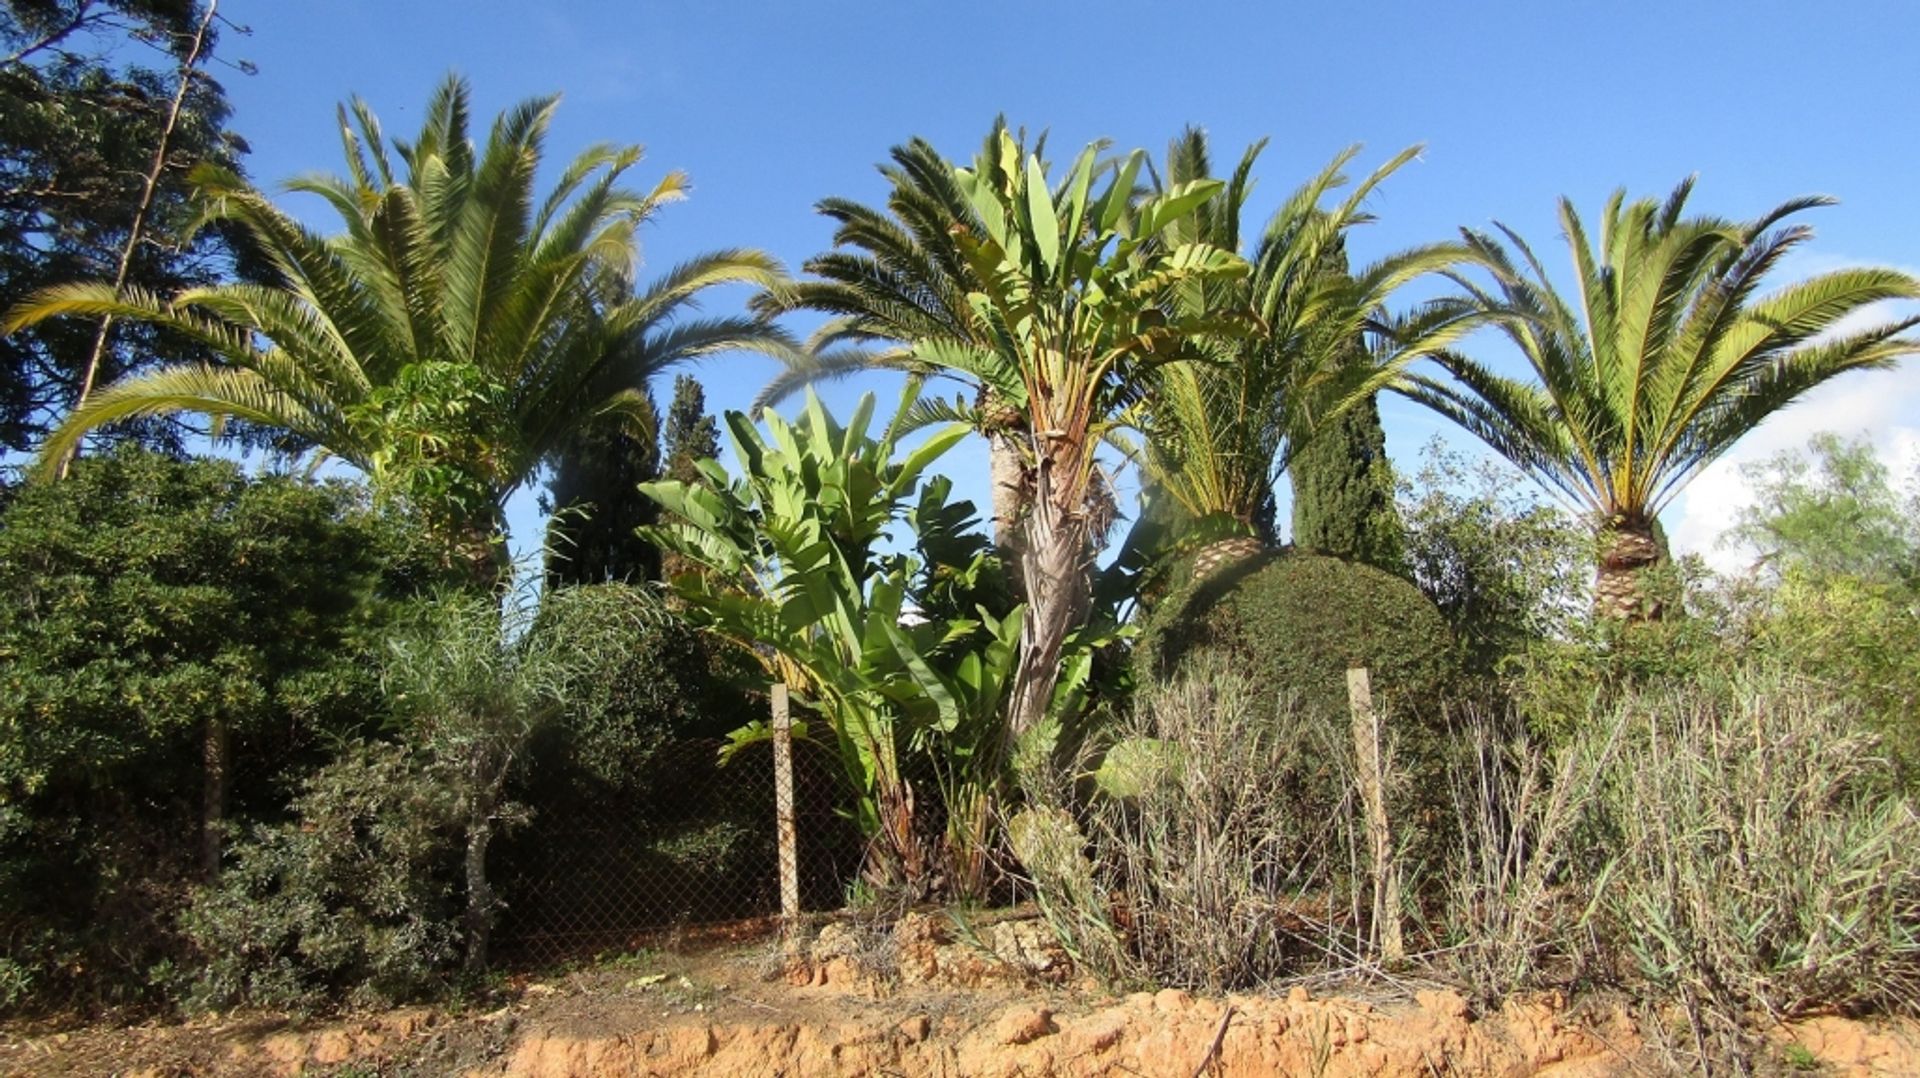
[{"x1": 492, "y1": 736, "x2": 862, "y2": 966}]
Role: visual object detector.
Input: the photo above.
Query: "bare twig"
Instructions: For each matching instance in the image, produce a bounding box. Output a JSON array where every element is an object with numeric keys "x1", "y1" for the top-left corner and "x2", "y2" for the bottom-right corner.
[
  {"x1": 1189, "y1": 1004, "x2": 1235, "y2": 1078},
  {"x1": 59, "y1": 0, "x2": 219, "y2": 478}
]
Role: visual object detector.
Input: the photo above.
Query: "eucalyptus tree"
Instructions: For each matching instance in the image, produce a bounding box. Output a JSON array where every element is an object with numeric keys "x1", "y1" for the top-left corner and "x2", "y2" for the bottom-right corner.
[
  {"x1": 6, "y1": 74, "x2": 792, "y2": 587},
  {"x1": 383, "y1": 581, "x2": 668, "y2": 971},
  {"x1": 1139, "y1": 131, "x2": 1473, "y2": 578},
  {"x1": 765, "y1": 124, "x2": 1245, "y2": 741},
  {"x1": 0, "y1": 0, "x2": 249, "y2": 453},
  {"x1": 1400, "y1": 179, "x2": 1920, "y2": 617}
]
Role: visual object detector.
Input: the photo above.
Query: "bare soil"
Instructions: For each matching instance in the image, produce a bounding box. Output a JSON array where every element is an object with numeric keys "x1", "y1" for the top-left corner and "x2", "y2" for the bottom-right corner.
[{"x1": 3, "y1": 911, "x2": 1916, "y2": 1076}]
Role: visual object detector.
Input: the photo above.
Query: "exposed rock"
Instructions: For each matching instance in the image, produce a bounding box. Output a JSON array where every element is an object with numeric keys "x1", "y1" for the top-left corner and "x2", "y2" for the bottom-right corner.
[{"x1": 994, "y1": 1005, "x2": 1054, "y2": 1045}]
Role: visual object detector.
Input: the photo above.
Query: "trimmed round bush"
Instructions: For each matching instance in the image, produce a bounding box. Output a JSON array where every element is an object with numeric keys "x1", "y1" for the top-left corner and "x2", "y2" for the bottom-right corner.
[{"x1": 1137, "y1": 550, "x2": 1456, "y2": 721}]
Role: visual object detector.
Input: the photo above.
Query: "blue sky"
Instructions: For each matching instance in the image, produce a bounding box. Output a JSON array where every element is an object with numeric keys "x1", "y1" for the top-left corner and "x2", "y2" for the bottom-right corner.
[{"x1": 210, "y1": 0, "x2": 1920, "y2": 569}]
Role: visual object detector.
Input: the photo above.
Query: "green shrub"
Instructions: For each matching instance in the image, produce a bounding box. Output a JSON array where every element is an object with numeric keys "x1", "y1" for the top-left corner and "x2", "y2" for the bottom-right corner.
[
  {"x1": 524, "y1": 590, "x2": 753, "y2": 794},
  {"x1": 1395, "y1": 441, "x2": 1589, "y2": 681},
  {"x1": 1137, "y1": 551, "x2": 1455, "y2": 719},
  {"x1": 1135, "y1": 553, "x2": 1455, "y2": 881},
  {"x1": 1017, "y1": 657, "x2": 1373, "y2": 991},
  {"x1": 0, "y1": 449, "x2": 412, "y2": 1011},
  {"x1": 181, "y1": 742, "x2": 463, "y2": 1010},
  {"x1": 1442, "y1": 668, "x2": 1920, "y2": 1067},
  {"x1": 1589, "y1": 674, "x2": 1920, "y2": 1056}
]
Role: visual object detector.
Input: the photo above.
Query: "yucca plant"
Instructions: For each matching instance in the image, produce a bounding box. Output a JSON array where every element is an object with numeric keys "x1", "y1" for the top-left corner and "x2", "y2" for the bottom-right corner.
[
  {"x1": 1401, "y1": 179, "x2": 1920, "y2": 617},
  {"x1": 5, "y1": 74, "x2": 792, "y2": 587}
]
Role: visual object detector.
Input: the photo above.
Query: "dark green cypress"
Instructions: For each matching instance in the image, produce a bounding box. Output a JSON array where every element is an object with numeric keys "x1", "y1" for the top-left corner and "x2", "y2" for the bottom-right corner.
[
  {"x1": 655, "y1": 374, "x2": 723, "y2": 582},
  {"x1": 1288, "y1": 389, "x2": 1407, "y2": 574},
  {"x1": 543, "y1": 392, "x2": 663, "y2": 587},
  {"x1": 662, "y1": 374, "x2": 721, "y2": 485}
]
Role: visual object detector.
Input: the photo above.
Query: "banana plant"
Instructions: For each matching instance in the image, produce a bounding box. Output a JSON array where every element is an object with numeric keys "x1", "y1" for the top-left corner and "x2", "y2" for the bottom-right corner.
[{"x1": 641, "y1": 386, "x2": 1013, "y2": 898}]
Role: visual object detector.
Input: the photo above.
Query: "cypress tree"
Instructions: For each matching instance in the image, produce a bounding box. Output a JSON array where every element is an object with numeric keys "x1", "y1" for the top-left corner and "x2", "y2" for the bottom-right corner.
[
  {"x1": 1288, "y1": 388, "x2": 1407, "y2": 574},
  {"x1": 543, "y1": 393, "x2": 663, "y2": 586},
  {"x1": 663, "y1": 374, "x2": 721, "y2": 485},
  {"x1": 657, "y1": 375, "x2": 722, "y2": 582}
]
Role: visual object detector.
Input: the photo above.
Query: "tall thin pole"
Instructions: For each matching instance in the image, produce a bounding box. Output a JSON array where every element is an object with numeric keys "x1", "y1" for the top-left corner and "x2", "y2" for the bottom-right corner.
[
  {"x1": 58, "y1": 0, "x2": 219, "y2": 478},
  {"x1": 772, "y1": 683, "x2": 800, "y2": 927}
]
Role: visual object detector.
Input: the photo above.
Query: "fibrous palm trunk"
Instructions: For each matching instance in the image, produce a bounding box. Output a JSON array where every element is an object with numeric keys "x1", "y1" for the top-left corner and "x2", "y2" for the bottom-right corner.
[
  {"x1": 987, "y1": 433, "x2": 1030, "y2": 564},
  {"x1": 1190, "y1": 534, "x2": 1266, "y2": 583},
  {"x1": 1006, "y1": 476, "x2": 1093, "y2": 740},
  {"x1": 1593, "y1": 517, "x2": 1666, "y2": 621}
]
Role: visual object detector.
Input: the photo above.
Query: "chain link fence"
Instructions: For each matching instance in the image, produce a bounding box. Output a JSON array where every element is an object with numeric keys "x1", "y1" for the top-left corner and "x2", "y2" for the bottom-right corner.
[{"x1": 492, "y1": 736, "x2": 861, "y2": 966}]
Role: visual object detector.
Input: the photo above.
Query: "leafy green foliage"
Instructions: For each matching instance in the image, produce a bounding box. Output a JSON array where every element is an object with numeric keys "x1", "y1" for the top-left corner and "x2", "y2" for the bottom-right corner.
[
  {"x1": 381, "y1": 581, "x2": 674, "y2": 969},
  {"x1": 764, "y1": 121, "x2": 1255, "y2": 744},
  {"x1": 543, "y1": 393, "x2": 663, "y2": 588},
  {"x1": 1584, "y1": 675, "x2": 1920, "y2": 1055},
  {"x1": 1137, "y1": 551, "x2": 1456, "y2": 867},
  {"x1": 1401, "y1": 179, "x2": 1920, "y2": 615},
  {"x1": 642, "y1": 388, "x2": 1014, "y2": 898},
  {"x1": 1289, "y1": 391, "x2": 1406, "y2": 572},
  {"x1": 1711, "y1": 434, "x2": 1920, "y2": 780},
  {"x1": 1728, "y1": 432, "x2": 1919, "y2": 587},
  {"x1": 180, "y1": 741, "x2": 463, "y2": 1011},
  {"x1": 1397, "y1": 440, "x2": 1589, "y2": 680},
  {"x1": 1139, "y1": 550, "x2": 1455, "y2": 719},
  {"x1": 0, "y1": 0, "x2": 248, "y2": 454},
  {"x1": 663, "y1": 373, "x2": 721, "y2": 486},
  {"x1": 0, "y1": 448, "x2": 408, "y2": 1008},
  {"x1": 1143, "y1": 132, "x2": 1471, "y2": 549},
  {"x1": 6, "y1": 73, "x2": 792, "y2": 584}
]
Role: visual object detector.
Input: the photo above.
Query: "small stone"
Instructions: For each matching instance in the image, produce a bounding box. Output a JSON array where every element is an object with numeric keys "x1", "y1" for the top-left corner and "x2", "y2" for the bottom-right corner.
[
  {"x1": 996, "y1": 1006, "x2": 1055, "y2": 1046},
  {"x1": 312, "y1": 1030, "x2": 353, "y2": 1064},
  {"x1": 1416, "y1": 988, "x2": 1470, "y2": 1020},
  {"x1": 1153, "y1": 988, "x2": 1192, "y2": 1013},
  {"x1": 897, "y1": 1014, "x2": 931, "y2": 1042}
]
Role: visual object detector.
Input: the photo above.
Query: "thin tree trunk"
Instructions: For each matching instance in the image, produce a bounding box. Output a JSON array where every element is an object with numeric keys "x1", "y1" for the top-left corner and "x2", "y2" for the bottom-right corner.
[
  {"x1": 200, "y1": 714, "x2": 227, "y2": 879},
  {"x1": 463, "y1": 810, "x2": 494, "y2": 974},
  {"x1": 1006, "y1": 489, "x2": 1092, "y2": 742},
  {"x1": 462, "y1": 744, "x2": 510, "y2": 973},
  {"x1": 57, "y1": 0, "x2": 218, "y2": 479},
  {"x1": 1593, "y1": 517, "x2": 1666, "y2": 620}
]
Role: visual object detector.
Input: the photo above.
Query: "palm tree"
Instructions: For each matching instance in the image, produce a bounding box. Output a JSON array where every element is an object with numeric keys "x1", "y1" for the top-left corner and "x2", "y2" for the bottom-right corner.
[
  {"x1": 763, "y1": 124, "x2": 1246, "y2": 739},
  {"x1": 1400, "y1": 179, "x2": 1920, "y2": 618},
  {"x1": 1140, "y1": 131, "x2": 1474, "y2": 578},
  {"x1": 6, "y1": 74, "x2": 792, "y2": 586},
  {"x1": 751, "y1": 126, "x2": 1035, "y2": 553}
]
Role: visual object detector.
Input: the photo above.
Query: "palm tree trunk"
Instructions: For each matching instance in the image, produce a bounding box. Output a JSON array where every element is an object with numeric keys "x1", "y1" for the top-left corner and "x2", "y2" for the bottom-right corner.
[
  {"x1": 449, "y1": 513, "x2": 510, "y2": 593},
  {"x1": 988, "y1": 433, "x2": 1029, "y2": 569},
  {"x1": 1190, "y1": 534, "x2": 1266, "y2": 582},
  {"x1": 1006, "y1": 491, "x2": 1092, "y2": 740},
  {"x1": 1593, "y1": 517, "x2": 1667, "y2": 620}
]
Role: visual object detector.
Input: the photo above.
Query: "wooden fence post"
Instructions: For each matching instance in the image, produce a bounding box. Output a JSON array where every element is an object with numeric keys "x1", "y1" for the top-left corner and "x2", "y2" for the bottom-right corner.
[
  {"x1": 772, "y1": 684, "x2": 800, "y2": 932},
  {"x1": 1347, "y1": 667, "x2": 1404, "y2": 964}
]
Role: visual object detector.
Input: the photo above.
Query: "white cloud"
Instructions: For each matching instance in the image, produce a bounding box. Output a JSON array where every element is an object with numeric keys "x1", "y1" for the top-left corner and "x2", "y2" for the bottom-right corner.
[{"x1": 1668, "y1": 365, "x2": 1920, "y2": 573}]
